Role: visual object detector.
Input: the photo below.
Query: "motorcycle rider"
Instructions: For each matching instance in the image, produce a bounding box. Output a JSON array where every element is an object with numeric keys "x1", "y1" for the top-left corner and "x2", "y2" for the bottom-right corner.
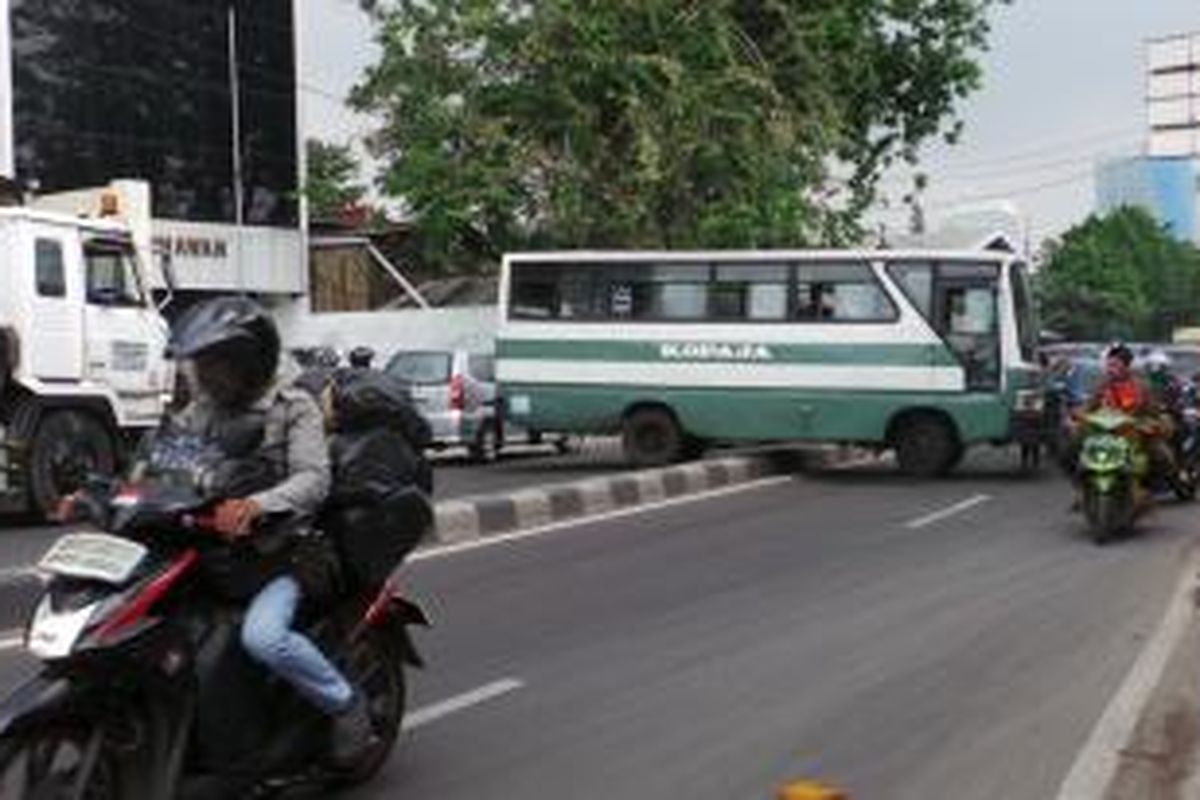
[
  {"x1": 163, "y1": 296, "x2": 374, "y2": 767},
  {"x1": 348, "y1": 346, "x2": 376, "y2": 370},
  {"x1": 1073, "y1": 343, "x2": 1178, "y2": 502},
  {"x1": 1145, "y1": 349, "x2": 1186, "y2": 417}
]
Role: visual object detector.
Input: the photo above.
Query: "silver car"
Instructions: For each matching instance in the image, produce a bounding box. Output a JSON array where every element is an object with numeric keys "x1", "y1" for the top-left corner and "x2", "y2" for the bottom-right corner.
[{"x1": 385, "y1": 349, "x2": 563, "y2": 462}]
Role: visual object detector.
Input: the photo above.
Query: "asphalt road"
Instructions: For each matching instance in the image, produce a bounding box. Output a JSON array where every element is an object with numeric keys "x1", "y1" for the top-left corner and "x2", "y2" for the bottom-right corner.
[
  {"x1": 0, "y1": 453, "x2": 1193, "y2": 799},
  {"x1": 357, "y1": 454, "x2": 1193, "y2": 799}
]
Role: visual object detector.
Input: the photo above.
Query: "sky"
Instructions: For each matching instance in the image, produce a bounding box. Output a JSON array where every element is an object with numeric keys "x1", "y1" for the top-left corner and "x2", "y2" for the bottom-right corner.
[{"x1": 299, "y1": 1, "x2": 1200, "y2": 245}]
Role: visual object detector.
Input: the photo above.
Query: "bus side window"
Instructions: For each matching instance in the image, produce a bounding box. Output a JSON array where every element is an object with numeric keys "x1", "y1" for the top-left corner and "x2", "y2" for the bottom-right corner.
[
  {"x1": 512, "y1": 277, "x2": 556, "y2": 319},
  {"x1": 887, "y1": 262, "x2": 934, "y2": 320},
  {"x1": 712, "y1": 264, "x2": 788, "y2": 320},
  {"x1": 793, "y1": 263, "x2": 895, "y2": 322}
]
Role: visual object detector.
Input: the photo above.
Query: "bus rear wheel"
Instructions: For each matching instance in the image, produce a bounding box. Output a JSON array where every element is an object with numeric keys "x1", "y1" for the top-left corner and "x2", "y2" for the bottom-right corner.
[
  {"x1": 623, "y1": 408, "x2": 686, "y2": 467},
  {"x1": 893, "y1": 415, "x2": 961, "y2": 478}
]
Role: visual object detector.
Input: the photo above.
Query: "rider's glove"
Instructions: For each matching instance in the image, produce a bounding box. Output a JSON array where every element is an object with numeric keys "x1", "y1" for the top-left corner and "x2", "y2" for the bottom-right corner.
[
  {"x1": 212, "y1": 498, "x2": 262, "y2": 540},
  {"x1": 54, "y1": 492, "x2": 81, "y2": 523}
]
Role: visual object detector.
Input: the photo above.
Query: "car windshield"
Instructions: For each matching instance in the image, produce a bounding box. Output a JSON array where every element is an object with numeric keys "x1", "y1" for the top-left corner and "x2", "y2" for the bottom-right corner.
[{"x1": 386, "y1": 352, "x2": 453, "y2": 385}]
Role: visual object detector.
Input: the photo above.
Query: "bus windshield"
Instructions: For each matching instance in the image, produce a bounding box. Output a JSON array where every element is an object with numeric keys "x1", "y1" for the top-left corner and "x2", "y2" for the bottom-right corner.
[{"x1": 1010, "y1": 263, "x2": 1039, "y2": 363}]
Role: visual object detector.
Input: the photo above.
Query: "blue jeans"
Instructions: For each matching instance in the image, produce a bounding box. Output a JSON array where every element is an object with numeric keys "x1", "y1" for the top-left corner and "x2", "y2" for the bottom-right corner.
[{"x1": 241, "y1": 575, "x2": 353, "y2": 715}]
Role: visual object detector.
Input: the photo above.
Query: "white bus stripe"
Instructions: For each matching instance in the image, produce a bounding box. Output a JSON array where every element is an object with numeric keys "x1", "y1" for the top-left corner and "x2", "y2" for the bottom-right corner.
[{"x1": 499, "y1": 361, "x2": 964, "y2": 391}]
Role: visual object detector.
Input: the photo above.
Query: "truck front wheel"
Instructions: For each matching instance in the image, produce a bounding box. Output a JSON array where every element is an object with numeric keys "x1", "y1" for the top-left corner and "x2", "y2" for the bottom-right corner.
[{"x1": 29, "y1": 411, "x2": 116, "y2": 519}]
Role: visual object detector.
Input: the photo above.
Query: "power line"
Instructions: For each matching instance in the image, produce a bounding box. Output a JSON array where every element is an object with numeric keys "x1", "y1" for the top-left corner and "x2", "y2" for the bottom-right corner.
[
  {"x1": 917, "y1": 141, "x2": 1139, "y2": 183},
  {"x1": 922, "y1": 167, "x2": 1096, "y2": 210},
  {"x1": 922, "y1": 125, "x2": 1143, "y2": 172}
]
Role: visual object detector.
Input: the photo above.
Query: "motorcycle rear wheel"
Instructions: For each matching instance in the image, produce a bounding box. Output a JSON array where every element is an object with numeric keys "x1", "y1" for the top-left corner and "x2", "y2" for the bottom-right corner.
[
  {"x1": 1173, "y1": 460, "x2": 1198, "y2": 501},
  {"x1": 330, "y1": 629, "x2": 407, "y2": 786}
]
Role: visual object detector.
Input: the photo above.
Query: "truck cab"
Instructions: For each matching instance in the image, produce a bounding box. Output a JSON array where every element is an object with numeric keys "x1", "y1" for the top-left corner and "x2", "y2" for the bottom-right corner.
[{"x1": 0, "y1": 201, "x2": 171, "y2": 516}]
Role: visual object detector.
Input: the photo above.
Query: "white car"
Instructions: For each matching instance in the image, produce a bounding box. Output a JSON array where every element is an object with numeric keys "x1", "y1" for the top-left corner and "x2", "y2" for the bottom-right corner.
[{"x1": 385, "y1": 349, "x2": 566, "y2": 462}]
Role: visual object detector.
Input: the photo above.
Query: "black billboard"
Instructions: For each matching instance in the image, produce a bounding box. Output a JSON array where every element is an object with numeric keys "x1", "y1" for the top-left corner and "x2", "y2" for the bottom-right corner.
[{"x1": 10, "y1": 0, "x2": 298, "y2": 228}]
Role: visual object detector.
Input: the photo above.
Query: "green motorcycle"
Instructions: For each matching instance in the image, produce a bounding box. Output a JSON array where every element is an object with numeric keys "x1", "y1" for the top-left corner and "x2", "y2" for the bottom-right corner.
[{"x1": 1077, "y1": 408, "x2": 1149, "y2": 544}]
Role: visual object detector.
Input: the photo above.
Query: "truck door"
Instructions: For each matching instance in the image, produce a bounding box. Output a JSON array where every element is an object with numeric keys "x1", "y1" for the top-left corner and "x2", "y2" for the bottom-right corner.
[
  {"x1": 81, "y1": 237, "x2": 166, "y2": 424},
  {"x1": 26, "y1": 224, "x2": 85, "y2": 381}
]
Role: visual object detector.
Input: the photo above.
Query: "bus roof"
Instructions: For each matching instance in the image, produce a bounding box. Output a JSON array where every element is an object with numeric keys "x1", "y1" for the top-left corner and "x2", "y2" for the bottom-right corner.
[{"x1": 502, "y1": 249, "x2": 1017, "y2": 265}]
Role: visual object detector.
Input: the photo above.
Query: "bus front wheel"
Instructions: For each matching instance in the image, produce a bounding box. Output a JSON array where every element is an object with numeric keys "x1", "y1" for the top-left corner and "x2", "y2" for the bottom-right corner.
[
  {"x1": 623, "y1": 407, "x2": 687, "y2": 467},
  {"x1": 892, "y1": 415, "x2": 960, "y2": 478}
]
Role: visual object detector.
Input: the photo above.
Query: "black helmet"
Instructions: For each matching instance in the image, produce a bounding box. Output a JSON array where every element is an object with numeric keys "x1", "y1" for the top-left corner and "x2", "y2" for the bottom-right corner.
[
  {"x1": 167, "y1": 296, "x2": 281, "y2": 407},
  {"x1": 349, "y1": 346, "x2": 375, "y2": 368}
]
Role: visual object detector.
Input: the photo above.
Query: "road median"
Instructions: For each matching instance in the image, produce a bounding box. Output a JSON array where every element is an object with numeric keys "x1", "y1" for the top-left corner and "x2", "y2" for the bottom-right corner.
[{"x1": 430, "y1": 446, "x2": 854, "y2": 545}]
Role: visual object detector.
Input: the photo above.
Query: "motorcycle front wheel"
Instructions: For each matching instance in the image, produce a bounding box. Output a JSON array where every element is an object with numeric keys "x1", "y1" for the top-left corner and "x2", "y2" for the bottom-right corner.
[
  {"x1": 1084, "y1": 485, "x2": 1132, "y2": 545},
  {"x1": 0, "y1": 721, "x2": 144, "y2": 800}
]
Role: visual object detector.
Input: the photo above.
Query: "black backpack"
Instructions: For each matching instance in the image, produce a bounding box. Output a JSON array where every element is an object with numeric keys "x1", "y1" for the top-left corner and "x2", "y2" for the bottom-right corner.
[{"x1": 296, "y1": 367, "x2": 434, "y2": 587}]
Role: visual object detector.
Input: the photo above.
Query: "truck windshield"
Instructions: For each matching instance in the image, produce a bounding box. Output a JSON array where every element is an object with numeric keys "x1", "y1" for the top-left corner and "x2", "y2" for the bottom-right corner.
[{"x1": 85, "y1": 241, "x2": 145, "y2": 307}]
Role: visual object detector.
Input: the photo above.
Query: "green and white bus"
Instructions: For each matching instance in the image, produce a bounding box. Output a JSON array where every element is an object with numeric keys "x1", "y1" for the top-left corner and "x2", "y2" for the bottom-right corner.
[{"x1": 497, "y1": 250, "x2": 1042, "y2": 476}]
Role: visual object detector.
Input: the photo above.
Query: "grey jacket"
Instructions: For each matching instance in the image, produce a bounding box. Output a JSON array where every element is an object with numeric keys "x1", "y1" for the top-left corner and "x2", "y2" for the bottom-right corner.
[{"x1": 174, "y1": 381, "x2": 331, "y2": 519}]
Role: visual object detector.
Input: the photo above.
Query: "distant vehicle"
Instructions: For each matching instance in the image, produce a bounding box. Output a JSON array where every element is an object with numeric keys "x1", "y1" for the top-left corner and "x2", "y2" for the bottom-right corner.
[
  {"x1": 1162, "y1": 345, "x2": 1200, "y2": 380},
  {"x1": 496, "y1": 249, "x2": 1043, "y2": 475},
  {"x1": 385, "y1": 348, "x2": 565, "y2": 462}
]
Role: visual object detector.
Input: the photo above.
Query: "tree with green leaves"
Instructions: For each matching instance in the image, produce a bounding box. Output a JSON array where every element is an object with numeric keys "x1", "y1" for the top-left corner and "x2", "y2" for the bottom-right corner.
[
  {"x1": 1037, "y1": 206, "x2": 1200, "y2": 341},
  {"x1": 351, "y1": 0, "x2": 1007, "y2": 270},
  {"x1": 303, "y1": 138, "x2": 370, "y2": 224}
]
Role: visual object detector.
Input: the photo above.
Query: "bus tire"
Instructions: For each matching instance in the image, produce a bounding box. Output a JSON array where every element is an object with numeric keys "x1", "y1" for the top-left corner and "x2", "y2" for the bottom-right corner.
[
  {"x1": 892, "y1": 414, "x2": 960, "y2": 478},
  {"x1": 29, "y1": 410, "x2": 117, "y2": 520},
  {"x1": 623, "y1": 407, "x2": 686, "y2": 467}
]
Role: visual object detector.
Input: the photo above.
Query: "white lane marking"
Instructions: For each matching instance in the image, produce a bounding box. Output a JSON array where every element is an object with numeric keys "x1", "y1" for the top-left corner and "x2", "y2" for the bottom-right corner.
[
  {"x1": 413, "y1": 475, "x2": 794, "y2": 561},
  {"x1": 0, "y1": 633, "x2": 23, "y2": 651},
  {"x1": 904, "y1": 493, "x2": 992, "y2": 530},
  {"x1": 1054, "y1": 554, "x2": 1197, "y2": 800},
  {"x1": 0, "y1": 567, "x2": 40, "y2": 582},
  {"x1": 402, "y1": 678, "x2": 525, "y2": 731}
]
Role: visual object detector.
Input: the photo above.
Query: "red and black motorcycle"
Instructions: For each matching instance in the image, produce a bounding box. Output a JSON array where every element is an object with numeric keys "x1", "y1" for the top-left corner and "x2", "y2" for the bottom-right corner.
[{"x1": 0, "y1": 427, "x2": 430, "y2": 799}]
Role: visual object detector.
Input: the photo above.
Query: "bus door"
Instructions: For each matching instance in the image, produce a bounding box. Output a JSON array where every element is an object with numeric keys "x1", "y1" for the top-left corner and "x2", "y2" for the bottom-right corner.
[{"x1": 931, "y1": 263, "x2": 1001, "y2": 392}]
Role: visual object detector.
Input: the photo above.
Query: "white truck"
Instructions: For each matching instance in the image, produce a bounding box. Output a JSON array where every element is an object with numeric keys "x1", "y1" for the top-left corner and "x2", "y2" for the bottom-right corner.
[{"x1": 0, "y1": 181, "x2": 172, "y2": 517}]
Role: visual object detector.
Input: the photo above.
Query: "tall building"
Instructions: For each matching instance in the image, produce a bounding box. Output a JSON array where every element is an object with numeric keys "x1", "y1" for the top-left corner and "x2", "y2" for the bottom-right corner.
[
  {"x1": 1095, "y1": 156, "x2": 1197, "y2": 241},
  {"x1": 0, "y1": 0, "x2": 305, "y2": 295},
  {"x1": 1095, "y1": 31, "x2": 1200, "y2": 245},
  {"x1": 1147, "y1": 31, "x2": 1200, "y2": 158}
]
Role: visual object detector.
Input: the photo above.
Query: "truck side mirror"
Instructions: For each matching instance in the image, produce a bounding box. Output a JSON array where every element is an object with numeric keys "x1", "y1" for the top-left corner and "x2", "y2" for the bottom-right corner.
[
  {"x1": 156, "y1": 251, "x2": 177, "y2": 312},
  {"x1": 160, "y1": 251, "x2": 177, "y2": 291}
]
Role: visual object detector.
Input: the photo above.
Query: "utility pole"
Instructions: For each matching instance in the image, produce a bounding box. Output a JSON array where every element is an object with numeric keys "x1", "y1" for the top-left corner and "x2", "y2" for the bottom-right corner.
[
  {"x1": 0, "y1": 0, "x2": 14, "y2": 179},
  {"x1": 228, "y1": 3, "x2": 246, "y2": 293}
]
